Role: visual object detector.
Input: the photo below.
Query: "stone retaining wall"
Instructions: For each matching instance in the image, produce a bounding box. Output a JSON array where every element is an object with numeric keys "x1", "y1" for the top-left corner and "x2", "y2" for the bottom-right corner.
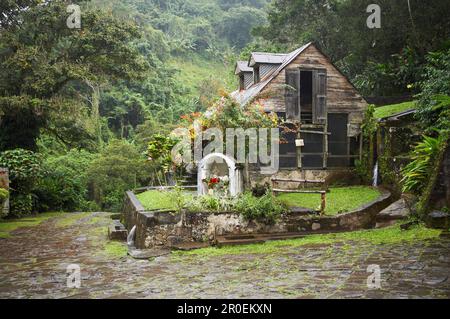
[{"x1": 123, "y1": 188, "x2": 392, "y2": 249}]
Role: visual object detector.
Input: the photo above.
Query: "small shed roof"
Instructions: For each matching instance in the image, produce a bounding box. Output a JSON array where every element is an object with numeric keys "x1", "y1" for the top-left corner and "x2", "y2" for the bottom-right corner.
[
  {"x1": 235, "y1": 61, "x2": 253, "y2": 75},
  {"x1": 249, "y1": 52, "x2": 288, "y2": 67},
  {"x1": 378, "y1": 109, "x2": 417, "y2": 123},
  {"x1": 232, "y1": 42, "x2": 312, "y2": 105}
]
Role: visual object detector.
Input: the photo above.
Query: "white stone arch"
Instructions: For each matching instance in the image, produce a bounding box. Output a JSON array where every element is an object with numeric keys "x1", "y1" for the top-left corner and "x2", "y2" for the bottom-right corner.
[{"x1": 197, "y1": 153, "x2": 244, "y2": 197}]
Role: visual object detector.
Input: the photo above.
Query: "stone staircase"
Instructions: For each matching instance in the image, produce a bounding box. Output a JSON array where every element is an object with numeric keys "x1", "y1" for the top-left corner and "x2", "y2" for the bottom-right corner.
[{"x1": 178, "y1": 172, "x2": 198, "y2": 187}]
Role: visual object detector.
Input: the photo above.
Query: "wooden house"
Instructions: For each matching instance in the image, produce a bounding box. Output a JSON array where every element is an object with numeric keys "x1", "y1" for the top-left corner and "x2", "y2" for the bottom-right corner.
[{"x1": 231, "y1": 42, "x2": 368, "y2": 183}]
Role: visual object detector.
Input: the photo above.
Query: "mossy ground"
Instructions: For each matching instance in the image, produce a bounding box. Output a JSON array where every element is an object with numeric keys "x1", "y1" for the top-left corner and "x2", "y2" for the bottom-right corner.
[
  {"x1": 0, "y1": 212, "x2": 62, "y2": 238},
  {"x1": 277, "y1": 186, "x2": 381, "y2": 215},
  {"x1": 173, "y1": 224, "x2": 441, "y2": 257},
  {"x1": 55, "y1": 212, "x2": 92, "y2": 227},
  {"x1": 103, "y1": 241, "x2": 128, "y2": 258}
]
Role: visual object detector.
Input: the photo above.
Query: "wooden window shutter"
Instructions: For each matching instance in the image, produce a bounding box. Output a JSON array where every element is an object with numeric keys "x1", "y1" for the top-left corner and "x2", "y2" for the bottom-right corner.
[
  {"x1": 285, "y1": 69, "x2": 300, "y2": 122},
  {"x1": 312, "y1": 69, "x2": 327, "y2": 124}
]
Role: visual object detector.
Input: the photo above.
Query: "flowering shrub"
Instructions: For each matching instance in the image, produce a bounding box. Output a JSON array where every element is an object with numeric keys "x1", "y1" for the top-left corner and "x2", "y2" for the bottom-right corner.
[{"x1": 179, "y1": 93, "x2": 279, "y2": 141}]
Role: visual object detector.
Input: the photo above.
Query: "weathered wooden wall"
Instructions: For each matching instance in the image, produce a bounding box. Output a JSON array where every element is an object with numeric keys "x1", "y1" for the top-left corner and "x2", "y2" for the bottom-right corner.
[{"x1": 259, "y1": 45, "x2": 367, "y2": 125}]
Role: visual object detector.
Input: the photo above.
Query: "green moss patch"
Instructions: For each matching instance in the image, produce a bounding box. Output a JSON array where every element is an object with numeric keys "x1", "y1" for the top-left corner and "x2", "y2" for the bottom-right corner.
[
  {"x1": 277, "y1": 186, "x2": 381, "y2": 215},
  {"x1": 374, "y1": 101, "x2": 417, "y2": 119},
  {"x1": 136, "y1": 190, "x2": 193, "y2": 211},
  {"x1": 103, "y1": 241, "x2": 128, "y2": 258},
  {"x1": 0, "y1": 212, "x2": 63, "y2": 238},
  {"x1": 174, "y1": 224, "x2": 441, "y2": 257},
  {"x1": 56, "y1": 212, "x2": 92, "y2": 228}
]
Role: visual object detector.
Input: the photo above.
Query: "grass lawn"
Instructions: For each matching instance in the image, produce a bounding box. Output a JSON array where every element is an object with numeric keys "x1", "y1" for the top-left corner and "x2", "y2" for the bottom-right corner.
[
  {"x1": 174, "y1": 224, "x2": 441, "y2": 257},
  {"x1": 374, "y1": 100, "x2": 417, "y2": 119},
  {"x1": 0, "y1": 212, "x2": 62, "y2": 238},
  {"x1": 277, "y1": 186, "x2": 381, "y2": 215},
  {"x1": 136, "y1": 190, "x2": 193, "y2": 211}
]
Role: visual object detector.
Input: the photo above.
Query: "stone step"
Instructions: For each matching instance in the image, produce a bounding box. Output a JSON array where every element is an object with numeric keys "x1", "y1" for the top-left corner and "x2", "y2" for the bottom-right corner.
[
  {"x1": 171, "y1": 242, "x2": 211, "y2": 251},
  {"x1": 375, "y1": 197, "x2": 412, "y2": 228},
  {"x1": 215, "y1": 230, "x2": 346, "y2": 247}
]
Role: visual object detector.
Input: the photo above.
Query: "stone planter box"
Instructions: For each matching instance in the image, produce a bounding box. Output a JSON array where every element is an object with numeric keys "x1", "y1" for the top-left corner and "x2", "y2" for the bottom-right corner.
[{"x1": 122, "y1": 188, "x2": 392, "y2": 250}]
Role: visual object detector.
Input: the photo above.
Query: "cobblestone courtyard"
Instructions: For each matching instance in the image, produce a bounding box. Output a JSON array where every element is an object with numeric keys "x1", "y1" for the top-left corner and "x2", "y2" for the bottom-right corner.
[{"x1": 0, "y1": 212, "x2": 449, "y2": 299}]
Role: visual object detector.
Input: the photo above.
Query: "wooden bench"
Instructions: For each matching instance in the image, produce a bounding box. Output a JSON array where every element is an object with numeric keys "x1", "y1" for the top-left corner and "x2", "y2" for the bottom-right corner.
[{"x1": 271, "y1": 177, "x2": 328, "y2": 215}]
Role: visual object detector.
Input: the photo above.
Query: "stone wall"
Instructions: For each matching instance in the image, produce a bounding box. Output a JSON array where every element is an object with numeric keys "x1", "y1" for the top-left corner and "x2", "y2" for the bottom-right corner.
[{"x1": 123, "y1": 188, "x2": 392, "y2": 250}]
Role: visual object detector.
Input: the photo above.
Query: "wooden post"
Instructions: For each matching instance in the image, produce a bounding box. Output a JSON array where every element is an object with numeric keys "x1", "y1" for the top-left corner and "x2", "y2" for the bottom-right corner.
[
  {"x1": 323, "y1": 123, "x2": 328, "y2": 168},
  {"x1": 297, "y1": 130, "x2": 302, "y2": 169},
  {"x1": 359, "y1": 133, "x2": 363, "y2": 162},
  {"x1": 320, "y1": 192, "x2": 326, "y2": 216}
]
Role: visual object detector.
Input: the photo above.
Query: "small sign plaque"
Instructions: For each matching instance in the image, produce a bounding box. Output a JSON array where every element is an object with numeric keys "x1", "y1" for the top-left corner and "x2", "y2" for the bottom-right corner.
[{"x1": 295, "y1": 139, "x2": 304, "y2": 147}]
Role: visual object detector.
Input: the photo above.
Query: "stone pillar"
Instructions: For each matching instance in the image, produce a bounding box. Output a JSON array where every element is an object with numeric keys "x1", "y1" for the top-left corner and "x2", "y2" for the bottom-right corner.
[{"x1": 0, "y1": 168, "x2": 10, "y2": 217}]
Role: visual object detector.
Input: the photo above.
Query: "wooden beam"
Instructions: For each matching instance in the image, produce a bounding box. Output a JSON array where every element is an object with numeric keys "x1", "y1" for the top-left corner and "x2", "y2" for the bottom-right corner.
[
  {"x1": 299, "y1": 130, "x2": 331, "y2": 135},
  {"x1": 273, "y1": 189, "x2": 327, "y2": 194},
  {"x1": 271, "y1": 178, "x2": 325, "y2": 184}
]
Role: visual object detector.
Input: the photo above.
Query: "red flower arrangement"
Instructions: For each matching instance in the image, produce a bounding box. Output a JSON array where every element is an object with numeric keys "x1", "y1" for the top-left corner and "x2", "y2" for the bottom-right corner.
[{"x1": 208, "y1": 177, "x2": 220, "y2": 187}]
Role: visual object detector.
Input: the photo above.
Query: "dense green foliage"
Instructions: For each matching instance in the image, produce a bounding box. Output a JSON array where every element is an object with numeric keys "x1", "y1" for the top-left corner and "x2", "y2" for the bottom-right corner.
[
  {"x1": 87, "y1": 140, "x2": 153, "y2": 211},
  {"x1": 416, "y1": 49, "x2": 450, "y2": 131},
  {"x1": 234, "y1": 191, "x2": 286, "y2": 222},
  {"x1": 35, "y1": 150, "x2": 98, "y2": 212},
  {"x1": 0, "y1": 1, "x2": 148, "y2": 150},
  {"x1": 0, "y1": 149, "x2": 43, "y2": 216},
  {"x1": 401, "y1": 135, "x2": 445, "y2": 194}
]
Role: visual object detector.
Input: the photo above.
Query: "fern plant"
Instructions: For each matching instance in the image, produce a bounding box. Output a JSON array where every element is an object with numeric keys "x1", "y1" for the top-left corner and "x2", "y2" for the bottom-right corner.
[{"x1": 400, "y1": 135, "x2": 443, "y2": 194}]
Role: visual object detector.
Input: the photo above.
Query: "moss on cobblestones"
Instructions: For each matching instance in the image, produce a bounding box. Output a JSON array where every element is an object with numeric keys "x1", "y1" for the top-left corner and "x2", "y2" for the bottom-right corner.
[
  {"x1": 56, "y1": 212, "x2": 91, "y2": 227},
  {"x1": 103, "y1": 241, "x2": 128, "y2": 257},
  {"x1": 174, "y1": 225, "x2": 441, "y2": 257},
  {"x1": 0, "y1": 212, "x2": 62, "y2": 238}
]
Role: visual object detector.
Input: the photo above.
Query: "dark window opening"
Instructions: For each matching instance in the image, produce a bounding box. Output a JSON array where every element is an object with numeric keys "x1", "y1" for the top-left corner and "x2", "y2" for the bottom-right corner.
[
  {"x1": 254, "y1": 66, "x2": 260, "y2": 83},
  {"x1": 239, "y1": 74, "x2": 245, "y2": 90},
  {"x1": 300, "y1": 70, "x2": 313, "y2": 124}
]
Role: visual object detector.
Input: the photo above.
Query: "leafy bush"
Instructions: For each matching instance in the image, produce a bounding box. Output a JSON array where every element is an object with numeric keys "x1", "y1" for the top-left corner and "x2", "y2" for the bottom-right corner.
[
  {"x1": 0, "y1": 188, "x2": 8, "y2": 202},
  {"x1": 186, "y1": 195, "x2": 234, "y2": 213},
  {"x1": 0, "y1": 149, "x2": 43, "y2": 216},
  {"x1": 0, "y1": 149, "x2": 43, "y2": 193},
  {"x1": 234, "y1": 191, "x2": 286, "y2": 223},
  {"x1": 401, "y1": 135, "x2": 444, "y2": 194},
  {"x1": 146, "y1": 134, "x2": 179, "y2": 173},
  {"x1": 9, "y1": 194, "x2": 33, "y2": 218},
  {"x1": 186, "y1": 190, "x2": 286, "y2": 222},
  {"x1": 87, "y1": 140, "x2": 152, "y2": 212},
  {"x1": 35, "y1": 150, "x2": 98, "y2": 212},
  {"x1": 0, "y1": 188, "x2": 9, "y2": 218},
  {"x1": 416, "y1": 49, "x2": 450, "y2": 130}
]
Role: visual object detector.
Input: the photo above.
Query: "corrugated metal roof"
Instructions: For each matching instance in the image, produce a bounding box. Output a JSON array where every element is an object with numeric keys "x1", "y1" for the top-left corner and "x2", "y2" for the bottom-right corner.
[
  {"x1": 231, "y1": 42, "x2": 313, "y2": 106},
  {"x1": 235, "y1": 61, "x2": 253, "y2": 74}
]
